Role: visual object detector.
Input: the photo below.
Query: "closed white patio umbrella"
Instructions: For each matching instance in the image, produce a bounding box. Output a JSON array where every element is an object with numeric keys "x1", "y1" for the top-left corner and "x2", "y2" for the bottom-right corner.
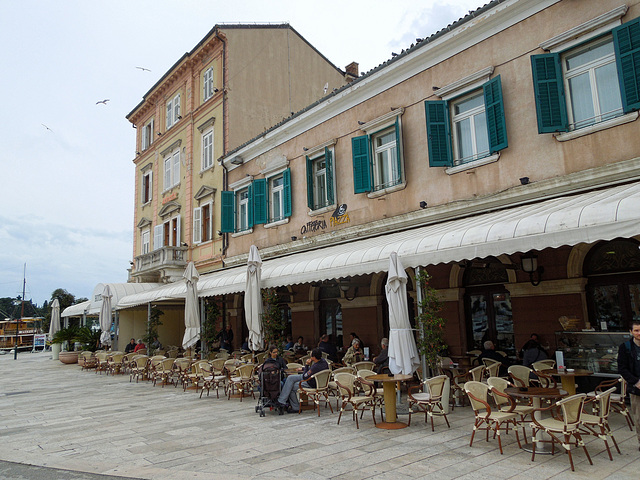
[
  {"x1": 245, "y1": 245, "x2": 263, "y2": 352},
  {"x1": 49, "y1": 298, "x2": 60, "y2": 340},
  {"x1": 386, "y1": 252, "x2": 420, "y2": 375},
  {"x1": 182, "y1": 262, "x2": 200, "y2": 350},
  {"x1": 99, "y1": 285, "x2": 112, "y2": 346}
]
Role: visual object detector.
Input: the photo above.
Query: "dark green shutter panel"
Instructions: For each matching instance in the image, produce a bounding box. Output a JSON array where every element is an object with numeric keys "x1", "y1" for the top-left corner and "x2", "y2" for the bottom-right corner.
[
  {"x1": 247, "y1": 183, "x2": 254, "y2": 228},
  {"x1": 306, "y1": 155, "x2": 314, "y2": 209},
  {"x1": 283, "y1": 168, "x2": 292, "y2": 218},
  {"x1": 220, "y1": 190, "x2": 235, "y2": 233},
  {"x1": 351, "y1": 135, "x2": 372, "y2": 193},
  {"x1": 424, "y1": 101, "x2": 452, "y2": 167},
  {"x1": 483, "y1": 75, "x2": 508, "y2": 153},
  {"x1": 252, "y1": 179, "x2": 267, "y2": 225},
  {"x1": 325, "y1": 147, "x2": 334, "y2": 205},
  {"x1": 394, "y1": 117, "x2": 402, "y2": 181},
  {"x1": 531, "y1": 53, "x2": 567, "y2": 133},
  {"x1": 613, "y1": 18, "x2": 640, "y2": 112}
]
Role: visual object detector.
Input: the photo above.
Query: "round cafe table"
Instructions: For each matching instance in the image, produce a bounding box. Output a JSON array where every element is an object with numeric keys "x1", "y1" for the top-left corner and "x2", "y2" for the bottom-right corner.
[
  {"x1": 367, "y1": 374, "x2": 414, "y2": 429},
  {"x1": 540, "y1": 368, "x2": 593, "y2": 395}
]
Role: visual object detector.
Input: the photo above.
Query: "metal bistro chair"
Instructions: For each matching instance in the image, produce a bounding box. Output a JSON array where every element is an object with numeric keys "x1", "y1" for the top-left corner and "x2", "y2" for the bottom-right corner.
[
  {"x1": 407, "y1": 375, "x2": 450, "y2": 431},
  {"x1": 581, "y1": 387, "x2": 621, "y2": 461},
  {"x1": 298, "y1": 369, "x2": 333, "y2": 416},
  {"x1": 487, "y1": 376, "x2": 534, "y2": 443},
  {"x1": 587, "y1": 376, "x2": 635, "y2": 431},
  {"x1": 334, "y1": 373, "x2": 376, "y2": 429}
]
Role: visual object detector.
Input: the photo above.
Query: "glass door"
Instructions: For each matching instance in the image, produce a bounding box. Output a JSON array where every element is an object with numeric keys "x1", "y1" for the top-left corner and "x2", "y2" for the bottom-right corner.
[{"x1": 466, "y1": 288, "x2": 514, "y2": 355}]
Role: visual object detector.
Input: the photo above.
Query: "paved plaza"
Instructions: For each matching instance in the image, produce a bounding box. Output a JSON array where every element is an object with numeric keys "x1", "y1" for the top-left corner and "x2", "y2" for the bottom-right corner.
[{"x1": 0, "y1": 351, "x2": 638, "y2": 480}]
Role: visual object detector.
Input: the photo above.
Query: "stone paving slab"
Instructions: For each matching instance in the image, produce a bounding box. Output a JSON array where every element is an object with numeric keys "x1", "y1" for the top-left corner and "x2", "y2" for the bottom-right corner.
[{"x1": 1, "y1": 351, "x2": 638, "y2": 479}]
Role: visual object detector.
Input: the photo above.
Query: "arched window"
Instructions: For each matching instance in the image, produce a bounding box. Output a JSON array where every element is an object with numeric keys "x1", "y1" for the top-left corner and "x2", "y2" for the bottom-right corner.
[{"x1": 585, "y1": 238, "x2": 640, "y2": 331}]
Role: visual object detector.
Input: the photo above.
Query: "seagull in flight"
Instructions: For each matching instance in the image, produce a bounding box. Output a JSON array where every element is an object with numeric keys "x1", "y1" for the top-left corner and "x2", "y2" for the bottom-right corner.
[
  {"x1": 96, "y1": 99, "x2": 110, "y2": 105},
  {"x1": 136, "y1": 66, "x2": 151, "y2": 72},
  {"x1": 41, "y1": 124, "x2": 53, "y2": 132}
]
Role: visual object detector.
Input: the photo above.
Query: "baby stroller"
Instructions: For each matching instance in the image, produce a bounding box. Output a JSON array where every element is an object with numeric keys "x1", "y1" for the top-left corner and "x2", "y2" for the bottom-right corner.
[{"x1": 256, "y1": 363, "x2": 284, "y2": 416}]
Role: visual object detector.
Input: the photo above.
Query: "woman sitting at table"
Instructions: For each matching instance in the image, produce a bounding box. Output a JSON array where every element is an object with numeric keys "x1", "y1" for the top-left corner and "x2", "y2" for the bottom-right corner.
[{"x1": 342, "y1": 339, "x2": 364, "y2": 365}]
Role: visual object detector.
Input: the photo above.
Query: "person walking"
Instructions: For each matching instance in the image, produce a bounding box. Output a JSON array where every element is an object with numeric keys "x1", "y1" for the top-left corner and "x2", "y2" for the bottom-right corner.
[{"x1": 618, "y1": 320, "x2": 640, "y2": 451}]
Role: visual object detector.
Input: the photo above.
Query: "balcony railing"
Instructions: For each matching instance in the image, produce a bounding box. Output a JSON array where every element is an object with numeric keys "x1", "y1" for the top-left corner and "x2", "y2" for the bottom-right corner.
[{"x1": 133, "y1": 246, "x2": 188, "y2": 277}]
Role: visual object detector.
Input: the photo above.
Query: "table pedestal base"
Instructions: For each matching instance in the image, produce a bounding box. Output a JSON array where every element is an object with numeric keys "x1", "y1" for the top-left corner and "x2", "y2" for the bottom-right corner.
[
  {"x1": 522, "y1": 442, "x2": 555, "y2": 454},
  {"x1": 375, "y1": 421, "x2": 407, "y2": 430}
]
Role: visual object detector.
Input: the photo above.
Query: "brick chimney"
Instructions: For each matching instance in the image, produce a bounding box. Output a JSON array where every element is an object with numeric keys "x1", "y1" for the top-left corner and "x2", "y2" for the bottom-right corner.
[{"x1": 345, "y1": 62, "x2": 359, "y2": 82}]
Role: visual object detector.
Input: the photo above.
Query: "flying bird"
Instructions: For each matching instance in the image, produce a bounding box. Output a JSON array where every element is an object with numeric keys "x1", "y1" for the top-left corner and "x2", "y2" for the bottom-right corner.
[
  {"x1": 136, "y1": 66, "x2": 151, "y2": 72},
  {"x1": 96, "y1": 99, "x2": 110, "y2": 105},
  {"x1": 41, "y1": 124, "x2": 53, "y2": 132}
]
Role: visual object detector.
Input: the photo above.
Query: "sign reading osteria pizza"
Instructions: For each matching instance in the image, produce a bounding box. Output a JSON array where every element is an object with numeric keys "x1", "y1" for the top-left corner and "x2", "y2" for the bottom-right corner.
[{"x1": 299, "y1": 204, "x2": 350, "y2": 235}]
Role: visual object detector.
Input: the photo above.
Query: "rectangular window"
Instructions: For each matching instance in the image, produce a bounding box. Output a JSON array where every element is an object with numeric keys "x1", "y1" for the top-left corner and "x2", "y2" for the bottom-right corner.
[
  {"x1": 141, "y1": 230, "x2": 150, "y2": 255},
  {"x1": 166, "y1": 93, "x2": 181, "y2": 129},
  {"x1": 425, "y1": 75, "x2": 507, "y2": 168},
  {"x1": 202, "y1": 129, "x2": 214, "y2": 171},
  {"x1": 351, "y1": 117, "x2": 403, "y2": 193},
  {"x1": 193, "y1": 203, "x2": 212, "y2": 244},
  {"x1": 203, "y1": 67, "x2": 214, "y2": 101},
  {"x1": 153, "y1": 224, "x2": 163, "y2": 250},
  {"x1": 270, "y1": 174, "x2": 284, "y2": 222},
  {"x1": 141, "y1": 170, "x2": 152, "y2": 204},
  {"x1": 162, "y1": 215, "x2": 181, "y2": 246},
  {"x1": 563, "y1": 37, "x2": 623, "y2": 130},
  {"x1": 237, "y1": 188, "x2": 250, "y2": 232},
  {"x1": 306, "y1": 147, "x2": 335, "y2": 211},
  {"x1": 163, "y1": 150, "x2": 180, "y2": 190},
  {"x1": 141, "y1": 119, "x2": 154, "y2": 150},
  {"x1": 531, "y1": 18, "x2": 640, "y2": 133}
]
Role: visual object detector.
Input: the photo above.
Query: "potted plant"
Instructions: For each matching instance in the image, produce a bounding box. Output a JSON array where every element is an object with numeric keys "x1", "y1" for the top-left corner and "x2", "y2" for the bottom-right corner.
[{"x1": 52, "y1": 327, "x2": 81, "y2": 364}]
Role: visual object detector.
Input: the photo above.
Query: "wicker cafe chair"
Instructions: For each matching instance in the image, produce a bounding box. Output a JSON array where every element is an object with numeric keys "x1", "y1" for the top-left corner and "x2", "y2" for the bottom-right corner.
[
  {"x1": 171, "y1": 358, "x2": 193, "y2": 388},
  {"x1": 106, "y1": 353, "x2": 124, "y2": 375},
  {"x1": 482, "y1": 358, "x2": 502, "y2": 379},
  {"x1": 508, "y1": 365, "x2": 533, "y2": 388},
  {"x1": 580, "y1": 387, "x2": 621, "y2": 460},
  {"x1": 532, "y1": 359, "x2": 556, "y2": 371},
  {"x1": 227, "y1": 363, "x2": 256, "y2": 401},
  {"x1": 453, "y1": 365, "x2": 485, "y2": 407},
  {"x1": 80, "y1": 351, "x2": 97, "y2": 371},
  {"x1": 335, "y1": 373, "x2": 376, "y2": 429},
  {"x1": 183, "y1": 360, "x2": 209, "y2": 392},
  {"x1": 530, "y1": 393, "x2": 592, "y2": 472},
  {"x1": 356, "y1": 369, "x2": 384, "y2": 419},
  {"x1": 129, "y1": 355, "x2": 149, "y2": 383},
  {"x1": 408, "y1": 375, "x2": 451, "y2": 431},
  {"x1": 352, "y1": 361, "x2": 376, "y2": 372},
  {"x1": 487, "y1": 377, "x2": 534, "y2": 443},
  {"x1": 152, "y1": 358, "x2": 176, "y2": 387},
  {"x1": 200, "y1": 358, "x2": 229, "y2": 399},
  {"x1": 464, "y1": 381, "x2": 522, "y2": 454},
  {"x1": 328, "y1": 366, "x2": 356, "y2": 409},
  {"x1": 95, "y1": 352, "x2": 110, "y2": 375},
  {"x1": 587, "y1": 376, "x2": 635, "y2": 431},
  {"x1": 298, "y1": 369, "x2": 333, "y2": 416},
  {"x1": 287, "y1": 362, "x2": 304, "y2": 370}
]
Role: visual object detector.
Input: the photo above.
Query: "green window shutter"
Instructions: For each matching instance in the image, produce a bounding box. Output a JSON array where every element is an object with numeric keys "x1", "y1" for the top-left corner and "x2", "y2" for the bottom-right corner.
[
  {"x1": 283, "y1": 168, "x2": 292, "y2": 218},
  {"x1": 306, "y1": 155, "x2": 314, "y2": 209},
  {"x1": 325, "y1": 147, "x2": 334, "y2": 205},
  {"x1": 220, "y1": 191, "x2": 235, "y2": 233},
  {"x1": 394, "y1": 117, "x2": 402, "y2": 181},
  {"x1": 483, "y1": 75, "x2": 508, "y2": 153},
  {"x1": 351, "y1": 135, "x2": 372, "y2": 193},
  {"x1": 252, "y1": 179, "x2": 267, "y2": 225},
  {"x1": 613, "y1": 18, "x2": 640, "y2": 113},
  {"x1": 424, "y1": 101, "x2": 452, "y2": 167},
  {"x1": 531, "y1": 53, "x2": 567, "y2": 133}
]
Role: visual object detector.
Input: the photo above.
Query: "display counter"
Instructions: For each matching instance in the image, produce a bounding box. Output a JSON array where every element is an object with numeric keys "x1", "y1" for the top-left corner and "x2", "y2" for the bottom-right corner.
[{"x1": 554, "y1": 331, "x2": 630, "y2": 375}]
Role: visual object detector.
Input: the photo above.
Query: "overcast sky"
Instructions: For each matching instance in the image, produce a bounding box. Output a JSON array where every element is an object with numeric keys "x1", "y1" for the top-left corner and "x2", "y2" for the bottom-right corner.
[{"x1": 0, "y1": 0, "x2": 485, "y2": 306}]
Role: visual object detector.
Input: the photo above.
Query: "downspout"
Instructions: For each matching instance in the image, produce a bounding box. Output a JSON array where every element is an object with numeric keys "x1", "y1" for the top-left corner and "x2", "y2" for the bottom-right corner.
[{"x1": 219, "y1": 29, "x2": 229, "y2": 262}]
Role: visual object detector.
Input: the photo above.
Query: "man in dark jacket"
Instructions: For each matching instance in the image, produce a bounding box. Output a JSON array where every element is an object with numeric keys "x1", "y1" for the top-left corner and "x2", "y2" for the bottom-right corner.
[
  {"x1": 318, "y1": 334, "x2": 338, "y2": 361},
  {"x1": 373, "y1": 338, "x2": 389, "y2": 373},
  {"x1": 618, "y1": 320, "x2": 640, "y2": 450},
  {"x1": 277, "y1": 348, "x2": 328, "y2": 411}
]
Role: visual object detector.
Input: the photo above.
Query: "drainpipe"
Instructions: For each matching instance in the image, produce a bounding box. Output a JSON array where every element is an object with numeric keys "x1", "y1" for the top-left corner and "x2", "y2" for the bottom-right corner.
[{"x1": 218, "y1": 29, "x2": 229, "y2": 262}]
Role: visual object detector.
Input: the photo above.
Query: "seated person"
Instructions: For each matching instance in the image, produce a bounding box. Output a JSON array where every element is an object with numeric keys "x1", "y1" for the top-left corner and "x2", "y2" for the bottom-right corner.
[
  {"x1": 477, "y1": 340, "x2": 509, "y2": 376},
  {"x1": 133, "y1": 339, "x2": 146, "y2": 353},
  {"x1": 317, "y1": 334, "x2": 338, "y2": 361},
  {"x1": 151, "y1": 337, "x2": 162, "y2": 350},
  {"x1": 342, "y1": 339, "x2": 364, "y2": 365},
  {"x1": 284, "y1": 335, "x2": 295, "y2": 351},
  {"x1": 241, "y1": 337, "x2": 250, "y2": 352},
  {"x1": 373, "y1": 338, "x2": 389, "y2": 373},
  {"x1": 521, "y1": 339, "x2": 548, "y2": 367},
  {"x1": 293, "y1": 336, "x2": 307, "y2": 353},
  {"x1": 124, "y1": 338, "x2": 136, "y2": 354},
  {"x1": 277, "y1": 348, "x2": 329, "y2": 411}
]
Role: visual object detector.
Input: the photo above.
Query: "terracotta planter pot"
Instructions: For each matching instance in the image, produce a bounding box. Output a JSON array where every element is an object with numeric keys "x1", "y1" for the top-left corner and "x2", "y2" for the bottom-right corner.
[{"x1": 59, "y1": 351, "x2": 79, "y2": 364}]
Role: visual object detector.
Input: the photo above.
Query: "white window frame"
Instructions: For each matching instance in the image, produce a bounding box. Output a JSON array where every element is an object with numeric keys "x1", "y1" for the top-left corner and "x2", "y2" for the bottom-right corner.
[
  {"x1": 268, "y1": 173, "x2": 285, "y2": 223},
  {"x1": 162, "y1": 215, "x2": 181, "y2": 247},
  {"x1": 450, "y1": 89, "x2": 490, "y2": 165},
  {"x1": 203, "y1": 67, "x2": 214, "y2": 102},
  {"x1": 237, "y1": 187, "x2": 250, "y2": 233},
  {"x1": 166, "y1": 93, "x2": 181, "y2": 129},
  {"x1": 312, "y1": 153, "x2": 328, "y2": 210},
  {"x1": 202, "y1": 128, "x2": 214, "y2": 171},
  {"x1": 141, "y1": 230, "x2": 150, "y2": 255},
  {"x1": 561, "y1": 36, "x2": 623, "y2": 131},
  {"x1": 371, "y1": 127, "x2": 399, "y2": 191},
  {"x1": 163, "y1": 149, "x2": 180, "y2": 191},
  {"x1": 193, "y1": 201, "x2": 212, "y2": 244},
  {"x1": 141, "y1": 170, "x2": 152, "y2": 205},
  {"x1": 153, "y1": 224, "x2": 163, "y2": 250},
  {"x1": 141, "y1": 118, "x2": 154, "y2": 150}
]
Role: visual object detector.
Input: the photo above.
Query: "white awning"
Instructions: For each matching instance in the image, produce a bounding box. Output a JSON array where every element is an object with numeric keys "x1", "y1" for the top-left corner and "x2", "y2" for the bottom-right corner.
[
  {"x1": 116, "y1": 282, "x2": 187, "y2": 309},
  {"x1": 88, "y1": 283, "x2": 162, "y2": 313},
  {"x1": 117, "y1": 181, "x2": 640, "y2": 305},
  {"x1": 61, "y1": 300, "x2": 91, "y2": 318}
]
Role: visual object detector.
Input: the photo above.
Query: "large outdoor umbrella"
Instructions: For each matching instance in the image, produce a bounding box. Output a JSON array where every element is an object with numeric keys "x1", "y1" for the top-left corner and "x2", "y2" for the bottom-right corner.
[
  {"x1": 49, "y1": 298, "x2": 60, "y2": 340},
  {"x1": 182, "y1": 261, "x2": 200, "y2": 350},
  {"x1": 245, "y1": 245, "x2": 264, "y2": 351},
  {"x1": 99, "y1": 285, "x2": 112, "y2": 346},
  {"x1": 386, "y1": 252, "x2": 420, "y2": 375}
]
